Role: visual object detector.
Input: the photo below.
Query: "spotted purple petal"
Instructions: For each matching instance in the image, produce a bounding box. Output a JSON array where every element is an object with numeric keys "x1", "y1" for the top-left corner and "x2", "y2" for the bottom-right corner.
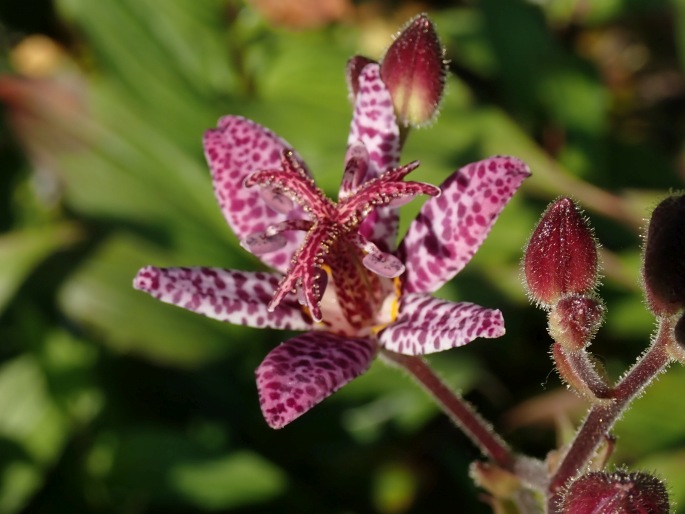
[
  {"x1": 346, "y1": 55, "x2": 376, "y2": 100},
  {"x1": 400, "y1": 156, "x2": 531, "y2": 294},
  {"x1": 203, "y1": 116, "x2": 310, "y2": 273},
  {"x1": 347, "y1": 63, "x2": 402, "y2": 252},
  {"x1": 347, "y1": 63, "x2": 400, "y2": 177},
  {"x1": 378, "y1": 293, "x2": 505, "y2": 355},
  {"x1": 133, "y1": 266, "x2": 313, "y2": 331},
  {"x1": 256, "y1": 331, "x2": 377, "y2": 429}
]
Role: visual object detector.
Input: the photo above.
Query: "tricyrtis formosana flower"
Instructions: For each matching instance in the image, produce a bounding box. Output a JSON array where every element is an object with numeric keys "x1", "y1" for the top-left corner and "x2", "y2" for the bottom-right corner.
[{"x1": 134, "y1": 32, "x2": 530, "y2": 431}]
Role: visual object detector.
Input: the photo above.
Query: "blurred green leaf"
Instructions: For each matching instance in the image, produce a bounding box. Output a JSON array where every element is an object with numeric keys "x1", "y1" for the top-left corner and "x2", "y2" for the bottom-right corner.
[
  {"x1": 634, "y1": 449, "x2": 685, "y2": 509},
  {"x1": 0, "y1": 223, "x2": 80, "y2": 315},
  {"x1": 615, "y1": 366, "x2": 685, "y2": 458},
  {"x1": 58, "y1": 233, "x2": 241, "y2": 367},
  {"x1": 95, "y1": 427, "x2": 286, "y2": 510},
  {"x1": 0, "y1": 356, "x2": 69, "y2": 513},
  {"x1": 171, "y1": 451, "x2": 287, "y2": 509}
]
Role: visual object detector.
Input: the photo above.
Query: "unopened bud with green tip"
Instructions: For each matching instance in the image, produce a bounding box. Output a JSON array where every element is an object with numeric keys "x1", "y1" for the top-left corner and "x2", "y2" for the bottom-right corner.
[
  {"x1": 524, "y1": 197, "x2": 599, "y2": 307},
  {"x1": 642, "y1": 193, "x2": 685, "y2": 317},
  {"x1": 561, "y1": 471, "x2": 669, "y2": 514},
  {"x1": 380, "y1": 13, "x2": 447, "y2": 127}
]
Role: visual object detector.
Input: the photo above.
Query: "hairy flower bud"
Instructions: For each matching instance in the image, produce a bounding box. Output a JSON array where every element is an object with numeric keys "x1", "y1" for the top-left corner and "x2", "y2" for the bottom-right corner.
[
  {"x1": 642, "y1": 194, "x2": 685, "y2": 316},
  {"x1": 380, "y1": 13, "x2": 446, "y2": 127},
  {"x1": 548, "y1": 294, "x2": 605, "y2": 350},
  {"x1": 561, "y1": 471, "x2": 669, "y2": 514},
  {"x1": 524, "y1": 197, "x2": 598, "y2": 307}
]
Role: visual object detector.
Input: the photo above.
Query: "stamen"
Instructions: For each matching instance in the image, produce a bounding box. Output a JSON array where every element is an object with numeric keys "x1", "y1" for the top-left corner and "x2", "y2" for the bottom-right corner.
[
  {"x1": 244, "y1": 168, "x2": 335, "y2": 219},
  {"x1": 362, "y1": 251, "x2": 405, "y2": 278},
  {"x1": 242, "y1": 219, "x2": 314, "y2": 256},
  {"x1": 354, "y1": 235, "x2": 406, "y2": 278},
  {"x1": 339, "y1": 141, "x2": 369, "y2": 200},
  {"x1": 260, "y1": 186, "x2": 294, "y2": 214},
  {"x1": 267, "y1": 222, "x2": 340, "y2": 322},
  {"x1": 281, "y1": 149, "x2": 311, "y2": 180},
  {"x1": 297, "y1": 269, "x2": 328, "y2": 306},
  {"x1": 387, "y1": 193, "x2": 418, "y2": 208},
  {"x1": 241, "y1": 232, "x2": 288, "y2": 255},
  {"x1": 264, "y1": 219, "x2": 314, "y2": 237}
]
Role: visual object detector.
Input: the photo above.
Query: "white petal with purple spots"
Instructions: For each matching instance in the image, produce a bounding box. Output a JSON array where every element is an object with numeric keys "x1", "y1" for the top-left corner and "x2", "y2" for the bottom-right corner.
[
  {"x1": 378, "y1": 293, "x2": 505, "y2": 355},
  {"x1": 347, "y1": 63, "x2": 402, "y2": 252},
  {"x1": 400, "y1": 156, "x2": 531, "y2": 294},
  {"x1": 133, "y1": 266, "x2": 313, "y2": 331},
  {"x1": 203, "y1": 116, "x2": 310, "y2": 273},
  {"x1": 256, "y1": 331, "x2": 377, "y2": 429}
]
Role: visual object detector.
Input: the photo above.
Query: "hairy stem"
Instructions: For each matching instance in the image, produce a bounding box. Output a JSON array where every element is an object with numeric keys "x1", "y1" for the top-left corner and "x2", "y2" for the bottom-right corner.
[
  {"x1": 547, "y1": 317, "x2": 674, "y2": 511},
  {"x1": 381, "y1": 350, "x2": 514, "y2": 469}
]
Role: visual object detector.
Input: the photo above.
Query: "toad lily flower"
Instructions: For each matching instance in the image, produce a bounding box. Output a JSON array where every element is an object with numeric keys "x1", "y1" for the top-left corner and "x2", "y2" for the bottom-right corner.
[{"x1": 134, "y1": 62, "x2": 530, "y2": 429}]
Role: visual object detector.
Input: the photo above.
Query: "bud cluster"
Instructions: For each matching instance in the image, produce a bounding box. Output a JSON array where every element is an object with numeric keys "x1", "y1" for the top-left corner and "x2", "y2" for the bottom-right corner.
[{"x1": 523, "y1": 197, "x2": 608, "y2": 401}]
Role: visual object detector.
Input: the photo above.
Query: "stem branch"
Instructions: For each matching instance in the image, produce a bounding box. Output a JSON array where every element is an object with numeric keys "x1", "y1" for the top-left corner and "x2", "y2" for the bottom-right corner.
[{"x1": 547, "y1": 318, "x2": 674, "y2": 511}]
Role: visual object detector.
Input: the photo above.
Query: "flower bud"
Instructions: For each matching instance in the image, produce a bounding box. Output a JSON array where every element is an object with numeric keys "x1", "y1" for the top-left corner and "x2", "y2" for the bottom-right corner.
[
  {"x1": 548, "y1": 294, "x2": 605, "y2": 350},
  {"x1": 642, "y1": 194, "x2": 685, "y2": 316},
  {"x1": 524, "y1": 198, "x2": 598, "y2": 307},
  {"x1": 380, "y1": 13, "x2": 446, "y2": 127},
  {"x1": 561, "y1": 471, "x2": 669, "y2": 514}
]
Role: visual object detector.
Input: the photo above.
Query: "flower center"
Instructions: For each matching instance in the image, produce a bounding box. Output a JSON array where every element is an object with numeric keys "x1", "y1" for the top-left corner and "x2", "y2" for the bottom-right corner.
[{"x1": 241, "y1": 149, "x2": 439, "y2": 326}]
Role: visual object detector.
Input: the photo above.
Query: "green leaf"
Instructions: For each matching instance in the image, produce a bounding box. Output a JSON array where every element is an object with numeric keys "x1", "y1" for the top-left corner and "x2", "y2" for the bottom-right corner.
[
  {"x1": 0, "y1": 356, "x2": 69, "y2": 513},
  {"x1": 634, "y1": 449, "x2": 685, "y2": 510},
  {"x1": 0, "y1": 224, "x2": 80, "y2": 315},
  {"x1": 58, "y1": 232, "x2": 244, "y2": 367},
  {"x1": 171, "y1": 451, "x2": 287, "y2": 509},
  {"x1": 615, "y1": 366, "x2": 685, "y2": 458},
  {"x1": 93, "y1": 427, "x2": 286, "y2": 510}
]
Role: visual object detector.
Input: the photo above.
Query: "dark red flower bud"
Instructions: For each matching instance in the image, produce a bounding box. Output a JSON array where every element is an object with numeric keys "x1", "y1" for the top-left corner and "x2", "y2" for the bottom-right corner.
[
  {"x1": 548, "y1": 294, "x2": 605, "y2": 350},
  {"x1": 346, "y1": 55, "x2": 376, "y2": 100},
  {"x1": 561, "y1": 471, "x2": 669, "y2": 514},
  {"x1": 524, "y1": 198, "x2": 599, "y2": 307},
  {"x1": 380, "y1": 13, "x2": 446, "y2": 127},
  {"x1": 642, "y1": 194, "x2": 685, "y2": 316}
]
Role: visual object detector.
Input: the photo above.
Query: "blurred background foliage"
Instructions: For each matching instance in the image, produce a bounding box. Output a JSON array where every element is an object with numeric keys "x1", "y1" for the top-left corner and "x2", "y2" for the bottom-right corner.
[{"x1": 1, "y1": 0, "x2": 685, "y2": 512}]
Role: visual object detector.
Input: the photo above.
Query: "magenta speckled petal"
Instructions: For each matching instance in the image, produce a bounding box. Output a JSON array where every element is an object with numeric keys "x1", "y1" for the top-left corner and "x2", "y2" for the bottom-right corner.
[
  {"x1": 348, "y1": 63, "x2": 402, "y2": 252},
  {"x1": 203, "y1": 116, "x2": 310, "y2": 273},
  {"x1": 256, "y1": 331, "x2": 377, "y2": 429},
  {"x1": 346, "y1": 55, "x2": 376, "y2": 100},
  {"x1": 379, "y1": 293, "x2": 505, "y2": 355},
  {"x1": 400, "y1": 156, "x2": 531, "y2": 294},
  {"x1": 347, "y1": 63, "x2": 400, "y2": 176},
  {"x1": 133, "y1": 266, "x2": 312, "y2": 331}
]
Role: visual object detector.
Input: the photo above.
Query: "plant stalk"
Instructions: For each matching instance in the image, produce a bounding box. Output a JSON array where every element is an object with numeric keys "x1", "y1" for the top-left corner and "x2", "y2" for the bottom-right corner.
[{"x1": 546, "y1": 318, "x2": 674, "y2": 511}]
